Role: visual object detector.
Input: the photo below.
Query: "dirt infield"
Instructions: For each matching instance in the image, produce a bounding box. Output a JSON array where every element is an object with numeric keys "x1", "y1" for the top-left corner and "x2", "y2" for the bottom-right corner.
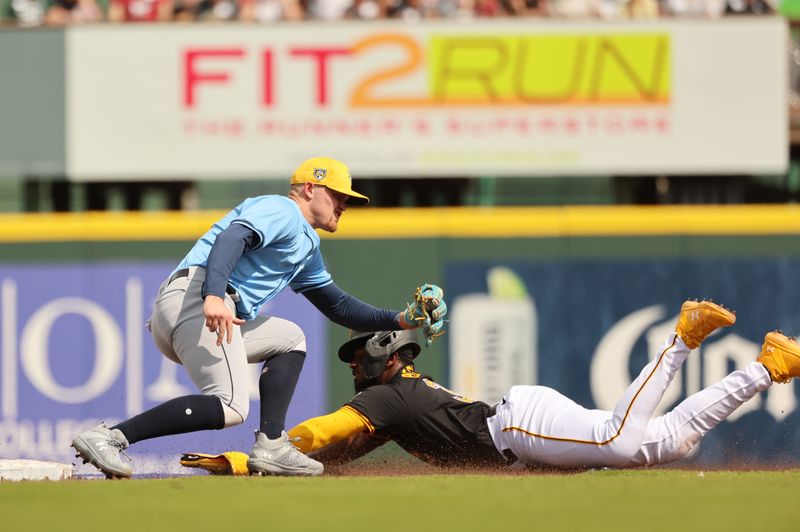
[{"x1": 318, "y1": 447, "x2": 797, "y2": 477}]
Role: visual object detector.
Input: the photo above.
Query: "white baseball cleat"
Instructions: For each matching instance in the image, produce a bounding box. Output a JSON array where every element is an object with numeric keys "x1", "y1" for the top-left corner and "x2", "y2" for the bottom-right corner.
[
  {"x1": 71, "y1": 423, "x2": 132, "y2": 479},
  {"x1": 247, "y1": 431, "x2": 323, "y2": 477}
]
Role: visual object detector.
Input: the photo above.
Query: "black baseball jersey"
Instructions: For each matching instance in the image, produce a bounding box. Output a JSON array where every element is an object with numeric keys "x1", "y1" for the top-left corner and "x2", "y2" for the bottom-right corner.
[{"x1": 346, "y1": 365, "x2": 509, "y2": 468}]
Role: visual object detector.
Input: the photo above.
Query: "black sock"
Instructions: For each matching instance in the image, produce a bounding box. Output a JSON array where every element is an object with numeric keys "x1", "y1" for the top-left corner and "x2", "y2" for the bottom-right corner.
[
  {"x1": 259, "y1": 350, "x2": 306, "y2": 439},
  {"x1": 112, "y1": 394, "x2": 225, "y2": 445}
]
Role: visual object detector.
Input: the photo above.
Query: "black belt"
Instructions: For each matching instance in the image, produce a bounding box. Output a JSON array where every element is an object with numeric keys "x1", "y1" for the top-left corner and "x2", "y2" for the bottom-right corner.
[
  {"x1": 487, "y1": 402, "x2": 518, "y2": 463},
  {"x1": 169, "y1": 268, "x2": 237, "y2": 296},
  {"x1": 501, "y1": 449, "x2": 518, "y2": 463},
  {"x1": 169, "y1": 268, "x2": 191, "y2": 284}
]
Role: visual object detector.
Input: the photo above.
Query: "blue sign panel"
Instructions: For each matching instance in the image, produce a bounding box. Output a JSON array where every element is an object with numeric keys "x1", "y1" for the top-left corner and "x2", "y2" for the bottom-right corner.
[
  {"x1": 0, "y1": 263, "x2": 326, "y2": 475},
  {"x1": 446, "y1": 258, "x2": 800, "y2": 467}
]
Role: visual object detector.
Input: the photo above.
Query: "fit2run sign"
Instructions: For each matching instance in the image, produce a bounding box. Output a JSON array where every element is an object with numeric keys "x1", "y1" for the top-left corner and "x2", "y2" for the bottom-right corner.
[{"x1": 62, "y1": 18, "x2": 786, "y2": 180}]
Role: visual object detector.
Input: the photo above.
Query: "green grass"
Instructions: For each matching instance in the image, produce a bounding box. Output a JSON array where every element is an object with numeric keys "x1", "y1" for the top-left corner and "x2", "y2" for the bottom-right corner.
[{"x1": 1, "y1": 470, "x2": 797, "y2": 532}]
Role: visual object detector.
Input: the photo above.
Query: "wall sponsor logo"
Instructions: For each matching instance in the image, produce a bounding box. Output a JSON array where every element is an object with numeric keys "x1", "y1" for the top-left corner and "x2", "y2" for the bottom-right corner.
[
  {"x1": 66, "y1": 20, "x2": 785, "y2": 177},
  {"x1": 447, "y1": 260, "x2": 800, "y2": 466},
  {"x1": 182, "y1": 33, "x2": 670, "y2": 110},
  {"x1": 0, "y1": 264, "x2": 326, "y2": 473},
  {"x1": 590, "y1": 304, "x2": 795, "y2": 421}
]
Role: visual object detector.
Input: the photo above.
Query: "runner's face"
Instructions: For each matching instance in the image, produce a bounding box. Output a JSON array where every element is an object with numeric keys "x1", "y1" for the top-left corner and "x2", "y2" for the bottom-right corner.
[{"x1": 350, "y1": 348, "x2": 379, "y2": 393}]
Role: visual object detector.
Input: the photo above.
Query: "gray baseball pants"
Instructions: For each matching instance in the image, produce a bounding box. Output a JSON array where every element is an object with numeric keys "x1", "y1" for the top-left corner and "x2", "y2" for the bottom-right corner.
[{"x1": 148, "y1": 266, "x2": 306, "y2": 426}]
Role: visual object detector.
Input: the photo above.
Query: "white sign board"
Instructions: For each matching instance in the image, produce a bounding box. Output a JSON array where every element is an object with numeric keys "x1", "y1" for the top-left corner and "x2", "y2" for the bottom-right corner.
[{"x1": 66, "y1": 19, "x2": 787, "y2": 180}]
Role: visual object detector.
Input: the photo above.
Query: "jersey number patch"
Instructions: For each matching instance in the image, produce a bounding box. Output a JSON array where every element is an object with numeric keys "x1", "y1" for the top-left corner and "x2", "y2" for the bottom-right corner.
[{"x1": 422, "y1": 379, "x2": 474, "y2": 403}]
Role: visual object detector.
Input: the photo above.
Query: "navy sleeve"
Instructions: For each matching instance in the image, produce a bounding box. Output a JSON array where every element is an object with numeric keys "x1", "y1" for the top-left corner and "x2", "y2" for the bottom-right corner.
[
  {"x1": 202, "y1": 222, "x2": 260, "y2": 299},
  {"x1": 303, "y1": 282, "x2": 400, "y2": 331}
]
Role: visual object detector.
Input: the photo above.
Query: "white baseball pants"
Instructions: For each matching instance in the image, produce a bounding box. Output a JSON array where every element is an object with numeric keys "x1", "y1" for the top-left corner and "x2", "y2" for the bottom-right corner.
[
  {"x1": 148, "y1": 267, "x2": 306, "y2": 425},
  {"x1": 487, "y1": 333, "x2": 772, "y2": 468}
]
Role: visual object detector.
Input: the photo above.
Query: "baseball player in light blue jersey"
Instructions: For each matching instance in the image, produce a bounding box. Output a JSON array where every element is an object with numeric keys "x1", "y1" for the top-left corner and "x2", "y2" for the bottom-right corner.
[{"x1": 71, "y1": 157, "x2": 447, "y2": 478}]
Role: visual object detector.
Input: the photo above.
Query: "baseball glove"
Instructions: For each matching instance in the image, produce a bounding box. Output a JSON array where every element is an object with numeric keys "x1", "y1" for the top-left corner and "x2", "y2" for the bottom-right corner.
[
  {"x1": 179, "y1": 451, "x2": 249, "y2": 476},
  {"x1": 403, "y1": 283, "x2": 447, "y2": 346}
]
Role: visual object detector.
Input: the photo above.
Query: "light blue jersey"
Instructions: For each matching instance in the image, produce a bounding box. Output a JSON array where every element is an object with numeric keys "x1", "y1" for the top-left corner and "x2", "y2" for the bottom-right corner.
[{"x1": 175, "y1": 195, "x2": 332, "y2": 320}]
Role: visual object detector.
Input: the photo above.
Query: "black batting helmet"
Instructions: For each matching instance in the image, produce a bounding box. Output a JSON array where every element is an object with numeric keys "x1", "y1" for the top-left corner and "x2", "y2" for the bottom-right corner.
[{"x1": 338, "y1": 330, "x2": 422, "y2": 380}]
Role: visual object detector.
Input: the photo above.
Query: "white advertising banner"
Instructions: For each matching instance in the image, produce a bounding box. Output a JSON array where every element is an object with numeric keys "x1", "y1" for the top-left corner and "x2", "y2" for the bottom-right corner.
[{"x1": 66, "y1": 18, "x2": 787, "y2": 180}]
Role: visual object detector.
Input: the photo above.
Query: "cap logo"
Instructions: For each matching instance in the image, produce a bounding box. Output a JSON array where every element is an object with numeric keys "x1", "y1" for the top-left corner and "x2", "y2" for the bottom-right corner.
[{"x1": 313, "y1": 168, "x2": 327, "y2": 181}]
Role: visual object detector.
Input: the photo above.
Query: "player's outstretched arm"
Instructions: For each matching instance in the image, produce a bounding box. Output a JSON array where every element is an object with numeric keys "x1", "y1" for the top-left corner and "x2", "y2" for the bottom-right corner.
[
  {"x1": 306, "y1": 433, "x2": 388, "y2": 466},
  {"x1": 287, "y1": 406, "x2": 373, "y2": 455},
  {"x1": 302, "y1": 282, "x2": 399, "y2": 331},
  {"x1": 288, "y1": 406, "x2": 388, "y2": 465}
]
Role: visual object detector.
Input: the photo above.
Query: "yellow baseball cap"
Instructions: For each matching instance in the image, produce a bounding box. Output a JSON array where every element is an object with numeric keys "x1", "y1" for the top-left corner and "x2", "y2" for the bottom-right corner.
[{"x1": 290, "y1": 157, "x2": 369, "y2": 206}]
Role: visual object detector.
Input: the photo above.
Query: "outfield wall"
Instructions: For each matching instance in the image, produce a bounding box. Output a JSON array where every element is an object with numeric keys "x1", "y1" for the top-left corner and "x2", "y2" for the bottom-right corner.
[{"x1": 1, "y1": 206, "x2": 799, "y2": 470}]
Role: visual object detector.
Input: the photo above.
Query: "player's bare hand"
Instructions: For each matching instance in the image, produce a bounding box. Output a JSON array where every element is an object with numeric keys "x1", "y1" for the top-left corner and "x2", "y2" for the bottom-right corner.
[{"x1": 203, "y1": 295, "x2": 245, "y2": 346}]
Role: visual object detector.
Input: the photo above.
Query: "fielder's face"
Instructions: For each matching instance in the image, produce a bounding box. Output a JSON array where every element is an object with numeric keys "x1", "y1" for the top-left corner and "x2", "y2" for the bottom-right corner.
[{"x1": 309, "y1": 185, "x2": 349, "y2": 232}]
